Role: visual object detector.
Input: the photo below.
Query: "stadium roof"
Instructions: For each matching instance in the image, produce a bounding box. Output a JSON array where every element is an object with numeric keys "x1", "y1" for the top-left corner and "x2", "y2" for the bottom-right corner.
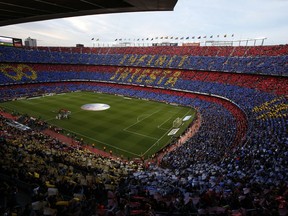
[{"x1": 0, "y1": 0, "x2": 178, "y2": 26}]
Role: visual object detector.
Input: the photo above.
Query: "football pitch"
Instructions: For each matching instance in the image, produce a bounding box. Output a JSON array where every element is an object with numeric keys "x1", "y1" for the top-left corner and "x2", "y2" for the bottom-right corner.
[{"x1": 1, "y1": 91, "x2": 196, "y2": 158}]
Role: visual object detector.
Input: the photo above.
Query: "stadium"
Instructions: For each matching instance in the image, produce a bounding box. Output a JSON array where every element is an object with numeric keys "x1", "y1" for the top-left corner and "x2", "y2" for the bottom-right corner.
[{"x1": 0, "y1": 0, "x2": 287, "y2": 216}]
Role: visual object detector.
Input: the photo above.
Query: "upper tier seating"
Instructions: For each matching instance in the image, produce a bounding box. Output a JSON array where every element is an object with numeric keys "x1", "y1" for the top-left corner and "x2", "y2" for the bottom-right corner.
[{"x1": 1, "y1": 45, "x2": 287, "y2": 75}]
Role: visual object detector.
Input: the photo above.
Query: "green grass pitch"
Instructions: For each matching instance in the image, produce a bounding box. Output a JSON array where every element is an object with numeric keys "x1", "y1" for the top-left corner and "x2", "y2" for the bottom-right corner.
[{"x1": 1, "y1": 91, "x2": 196, "y2": 159}]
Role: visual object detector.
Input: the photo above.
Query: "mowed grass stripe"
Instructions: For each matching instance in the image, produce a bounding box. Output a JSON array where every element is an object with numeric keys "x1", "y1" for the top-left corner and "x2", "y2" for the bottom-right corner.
[{"x1": 0, "y1": 91, "x2": 196, "y2": 158}]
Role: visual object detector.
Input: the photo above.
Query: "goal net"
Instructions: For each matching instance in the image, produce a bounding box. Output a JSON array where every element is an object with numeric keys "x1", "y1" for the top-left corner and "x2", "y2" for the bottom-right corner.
[{"x1": 173, "y1": 117, "x2": 182, "y2": 128}]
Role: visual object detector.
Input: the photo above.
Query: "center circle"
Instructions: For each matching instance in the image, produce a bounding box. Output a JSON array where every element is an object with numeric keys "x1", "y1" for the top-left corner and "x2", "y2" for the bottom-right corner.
[{"x1": 81, "y1": 103, "x2": 110, "y2": 111}]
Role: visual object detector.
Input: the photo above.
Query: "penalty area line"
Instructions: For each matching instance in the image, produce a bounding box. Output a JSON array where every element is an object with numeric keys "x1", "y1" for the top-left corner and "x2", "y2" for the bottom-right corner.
[
  {"x1": 157, "y1": 117, "x2": 172, "y2": 130},
  {"x1": 124, "y1": 109, "x2": 160, "y2": 131},
  {"x1": 50, "y1": 126, "x2": 141, "y2": 157},
  {"x1": 141, "y1": 109, "x2": 194, "y2": 157},
  {"x1": 123, "y1": 109, "x2": 161, "y2": 140}
]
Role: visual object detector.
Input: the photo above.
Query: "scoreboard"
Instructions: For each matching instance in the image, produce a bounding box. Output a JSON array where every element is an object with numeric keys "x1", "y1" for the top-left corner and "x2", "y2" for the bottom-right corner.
[{"x1": 0, "y1": 36, "x2": 23, "y2": 47}]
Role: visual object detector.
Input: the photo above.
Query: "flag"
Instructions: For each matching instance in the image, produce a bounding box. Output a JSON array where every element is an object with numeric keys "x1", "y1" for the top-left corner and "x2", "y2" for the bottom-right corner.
[{"x1": 91, "y1": 38, "x2": 94, "y2": 40}]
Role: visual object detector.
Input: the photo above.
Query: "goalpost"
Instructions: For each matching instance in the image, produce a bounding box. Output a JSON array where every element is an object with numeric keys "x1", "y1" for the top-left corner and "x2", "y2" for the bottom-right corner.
[
  {"x1": 173, "y1": 117, "x2": 182, "y2": 128},
  {"x1": 168, "y1": 117, "x2": 183, "y2": 136}
]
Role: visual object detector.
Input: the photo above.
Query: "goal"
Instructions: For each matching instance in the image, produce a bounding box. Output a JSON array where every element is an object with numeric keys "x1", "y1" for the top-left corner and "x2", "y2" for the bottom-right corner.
[{"x1": 173, "y1": 117, "x2": 182, "y2": 128}]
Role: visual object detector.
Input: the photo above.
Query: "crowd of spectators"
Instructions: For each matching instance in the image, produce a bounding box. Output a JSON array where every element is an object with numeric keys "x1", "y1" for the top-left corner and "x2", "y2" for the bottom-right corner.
[
  {"x1": 0, "y1": 82, "x2": 287, "y2": 215},
  {"x1": 1, "y1": 45, "x2": 287, "y2": 75},
  {"x1": 0, "y1": 44, "x2": 287, "y2": 215},
  {"x1": 1, "y1": 64, "x2": 287, "y2": 97},
  {"x1": 0, "y1": 113, "x2": 149, "y2": 216},
  {"x1": 25, "y1": 44, "x2": 288, "y2": 56}
]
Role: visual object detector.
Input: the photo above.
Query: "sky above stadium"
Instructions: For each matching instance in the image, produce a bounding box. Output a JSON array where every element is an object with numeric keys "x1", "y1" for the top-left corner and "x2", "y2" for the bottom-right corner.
[{"x1": 0, "y1": 0, "x2": 288, "y2": 47}]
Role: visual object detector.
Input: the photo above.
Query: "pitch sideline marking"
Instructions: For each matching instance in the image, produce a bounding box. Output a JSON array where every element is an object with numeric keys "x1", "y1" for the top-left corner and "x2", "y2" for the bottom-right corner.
[
  {"x1": 1, "y1": 103, "x2": 47, "y2": 117},
  {"x1": 51, "y1": 126, "x2": 141, "y2": 157},
  {"x1": 123, "y1": 129, "x2": 159, "y2": 140}
]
